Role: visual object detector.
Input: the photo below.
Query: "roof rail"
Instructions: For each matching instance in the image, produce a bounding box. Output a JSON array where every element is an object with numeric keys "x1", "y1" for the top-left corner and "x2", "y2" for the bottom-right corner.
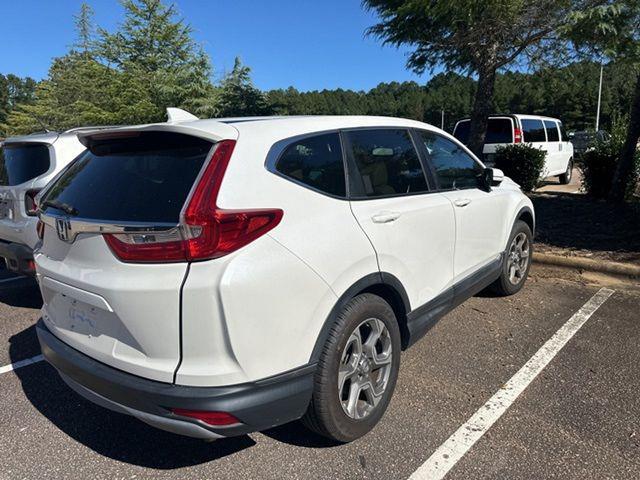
[{"x1": 166, "y1": 107, "x2": 199, "y2": 123}]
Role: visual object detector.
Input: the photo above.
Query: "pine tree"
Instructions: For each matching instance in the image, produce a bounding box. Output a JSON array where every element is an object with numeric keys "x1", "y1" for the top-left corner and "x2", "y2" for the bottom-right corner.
[
  {"x1": 217, "y1": 57, "x2": 273, "y2": 117},
  {"x1": 98, "y1": 0, "x2": 212, "y2": 116}
]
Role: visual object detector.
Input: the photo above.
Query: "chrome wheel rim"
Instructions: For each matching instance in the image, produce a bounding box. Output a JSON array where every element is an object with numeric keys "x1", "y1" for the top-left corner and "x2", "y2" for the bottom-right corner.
[
  {"x1": 338, "y1": 318, "x2": 393, "y2": 420},
  {"x1": 566, "y1": 162, "x2": 573, "y2": 181},
  {"x1": 507, "y1": 232, "x2": 530, "y2": 285}
]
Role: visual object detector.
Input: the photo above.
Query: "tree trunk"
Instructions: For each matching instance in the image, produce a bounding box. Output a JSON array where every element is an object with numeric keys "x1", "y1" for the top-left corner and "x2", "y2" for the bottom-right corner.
[
  {"x1": 608, "y1": 71, "x2": 640, "y2": 203},
  {"x1": 468, "y1": 66, "x2": 497, "y2": 158}
]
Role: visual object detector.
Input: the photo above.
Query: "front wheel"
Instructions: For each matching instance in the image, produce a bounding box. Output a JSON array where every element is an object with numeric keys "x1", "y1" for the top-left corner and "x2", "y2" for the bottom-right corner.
[
  {"x1": 490, "y1": 220, "x2": 533, "y2": 296},
  {"x1": 302, "y1": 293, "x2": 401, "y2": 442},
  {"x1": 559, "y1": 159, "x2": 573, "y2": 184}
]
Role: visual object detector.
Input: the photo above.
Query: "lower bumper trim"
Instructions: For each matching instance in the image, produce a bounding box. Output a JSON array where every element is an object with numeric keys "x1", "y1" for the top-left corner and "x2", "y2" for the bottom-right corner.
[
  {"x1": 36, "y1": 319, "x2": 315, "y2": 438},
  {"x1": 0, "y1": 240, "x2": 34, "y2": 276}
]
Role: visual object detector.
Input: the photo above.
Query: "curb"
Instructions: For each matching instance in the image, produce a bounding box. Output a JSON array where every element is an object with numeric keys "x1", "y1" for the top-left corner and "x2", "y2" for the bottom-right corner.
[{"x1": 533, "y1": 252, "x2": 640, "y2": 279}]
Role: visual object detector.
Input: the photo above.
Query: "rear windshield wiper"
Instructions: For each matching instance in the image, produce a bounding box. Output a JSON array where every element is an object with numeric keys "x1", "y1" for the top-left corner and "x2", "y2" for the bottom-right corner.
[{"x1": 41, "y1": 199, "x2": 79, "y2": 216}]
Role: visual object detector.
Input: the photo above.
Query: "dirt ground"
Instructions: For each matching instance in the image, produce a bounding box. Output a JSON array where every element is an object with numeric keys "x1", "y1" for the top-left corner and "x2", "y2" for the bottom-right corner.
[{"x1": 530, "y1": 191, "x2": 640, "y2": 265}]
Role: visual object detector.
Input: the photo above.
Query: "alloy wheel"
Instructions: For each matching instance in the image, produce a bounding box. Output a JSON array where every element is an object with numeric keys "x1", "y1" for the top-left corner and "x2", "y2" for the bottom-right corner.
[
  {"x1": 507, "y1": 232, "x2": 530, "y2": 285},
  {"x1": 338, "y1": 318, "x2": 393, "y2": 420}
]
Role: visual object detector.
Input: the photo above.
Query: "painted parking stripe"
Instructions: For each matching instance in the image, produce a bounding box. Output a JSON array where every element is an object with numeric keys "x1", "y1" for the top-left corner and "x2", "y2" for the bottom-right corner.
[
  {"x1": 0, "y1": 354, "x2": 44, "y2": 375},
  {"x1": 409, "y1": 287, "x2": 614, "y2": 480}
]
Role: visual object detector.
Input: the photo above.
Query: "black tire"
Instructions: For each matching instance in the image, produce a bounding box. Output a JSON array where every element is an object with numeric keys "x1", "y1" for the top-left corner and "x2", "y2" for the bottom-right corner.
[
  {"x1": 302, "y1": 293, "x2": 401, "y2": 443},
  {"x1": 490, "y1": 220, "x2": 533, "y2": 296},
  {"x1": 559, "y1": 159, "x2": 573, "y2": 185}
]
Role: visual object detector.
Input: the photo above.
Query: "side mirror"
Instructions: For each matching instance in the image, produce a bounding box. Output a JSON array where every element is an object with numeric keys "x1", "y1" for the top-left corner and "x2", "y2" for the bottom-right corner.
[
  {"x1": 490, "y1": 168, "x2": 504, "y2": 186},
  {"x1": 479, "y1": 168, "x2": 503, "y2": 191}
]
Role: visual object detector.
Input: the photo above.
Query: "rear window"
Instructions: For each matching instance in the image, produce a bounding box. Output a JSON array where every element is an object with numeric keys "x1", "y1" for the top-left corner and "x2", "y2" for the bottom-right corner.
[
  {"x1": 522, "y1": 119, "x2": 547, "y2": 142},
  {"x1": 0, "y1": 143, "x2": 51, "y2": 186},
  {"x1": 40, "y1": 132, "x2": 212, "y2": 223},
  {"x1": 485, "y1": 119, "x2": 513, "y2": 143},
  {"x1": 453, "y1": 121, "x2": 470, "y2": 144},
  {"x1": 453, "y1": 118, "x2": 513, "y2": 144}
]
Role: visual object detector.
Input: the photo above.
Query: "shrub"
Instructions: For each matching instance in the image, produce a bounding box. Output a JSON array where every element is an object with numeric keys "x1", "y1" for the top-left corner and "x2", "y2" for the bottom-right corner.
[
  {"x1": 581, "y1": 115, "x2": 640, "y2": 200},
  {"x1": 581, "y1": 143, "x2": 619, "y2": 199},
  {"x1": 494, "y1": 144, "x2": 547, "y2": 192}
]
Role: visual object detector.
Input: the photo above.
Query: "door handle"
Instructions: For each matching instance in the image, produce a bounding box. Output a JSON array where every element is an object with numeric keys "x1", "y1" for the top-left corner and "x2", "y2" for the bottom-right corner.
[
  {"x1": 371, "y1": 211, "x2": 401, "y2": 224},
  {"x1": 453, "y1": 198, "x2": 471, "y2": 207}
]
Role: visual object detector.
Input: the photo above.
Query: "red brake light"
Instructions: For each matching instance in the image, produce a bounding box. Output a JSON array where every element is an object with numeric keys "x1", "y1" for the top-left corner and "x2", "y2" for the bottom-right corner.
[
  {"x1": 171, "y1": 408, "x2": 240, "y2": 426},
  {"x1": 514, "y1": 128, "x2": 523, "y2": 143},
  {"x1": 25, "y1": 189, "x2": 41, "y2": 216},
  {"x1": 104, "y1": 139, "x2": 283, "y2": 263}
]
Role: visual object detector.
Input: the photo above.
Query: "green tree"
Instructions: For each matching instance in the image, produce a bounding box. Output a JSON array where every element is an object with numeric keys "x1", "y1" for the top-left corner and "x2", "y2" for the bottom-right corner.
[
  {"x1": 363, "y1": 0, "x2": 603, "y2": 156},
  {"x1": 98, "y1": 0, "x2": 212, "y2": 119},
  {"x1": 74, "y1": 2, "x2": 96, "y2": 57},
  {"x1": 216, "y1": 57, "x2": 273, "y2": 117},
  {"x1": 566, "y1": 1, "x2": 640, "y2": 202}
]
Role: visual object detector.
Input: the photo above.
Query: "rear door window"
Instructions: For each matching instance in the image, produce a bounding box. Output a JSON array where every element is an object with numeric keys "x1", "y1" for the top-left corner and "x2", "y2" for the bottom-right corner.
[
  {"x1": 521, "y1": 119, "x2": 547, "y2": 142},
  {"x1": 485, "y1": 118, "x2": 514, "y2": 143},
  {"x1": 453, "y1": 121, "x2": 470, "y2": 144},
  {"x1": 40, "y1": 132, "x2": 212, "y2": 223},
  {"x1": 275, "y1": 133, "x2": 345, "y2": 197},
  {"x1": 544, "y1": 121, "x2": 560, "y2": 142},
  {"x1": 0, "y1": 143, "x2": 51, "y2": 186},
  {"x1": 344, "y1": 129, "x2": 429, "y2": 198}
]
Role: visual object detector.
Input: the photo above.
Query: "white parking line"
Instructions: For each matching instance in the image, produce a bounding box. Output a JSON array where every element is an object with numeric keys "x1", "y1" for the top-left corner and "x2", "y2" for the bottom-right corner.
[
  {"x1": 0, "y1": 354, "x2": 44, "y2": 375},
  {"x1": 409, "y1": 287, "x2": 614, "y2": 480}
]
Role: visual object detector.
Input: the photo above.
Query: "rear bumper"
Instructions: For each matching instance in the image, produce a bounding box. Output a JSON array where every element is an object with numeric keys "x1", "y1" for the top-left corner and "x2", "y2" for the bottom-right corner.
[
  {"x1": 36, "y1": 319, "x2": 315, "y2": 439},
  {"x1": 0, "y1": 240, "x2": 34, "y2": 276}
]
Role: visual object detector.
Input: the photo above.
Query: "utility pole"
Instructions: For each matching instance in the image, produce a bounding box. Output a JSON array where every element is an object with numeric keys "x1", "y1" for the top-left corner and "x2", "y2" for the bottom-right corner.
[
  {"x1": 595, "y1": 64, "x2": 603, "y2": 132},
  {"x1": 441, "y1": 109, "x2": 445, "y2": 130}
]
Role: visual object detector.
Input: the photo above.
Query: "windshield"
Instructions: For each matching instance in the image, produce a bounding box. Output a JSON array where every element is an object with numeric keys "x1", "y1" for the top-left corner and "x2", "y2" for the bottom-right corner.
[
  {"x1": 40, "y1": 132, "x2": 213, "y2": 224},
  {"x1": 0, "y1": 143, "x2": 51, "y2": 186}
]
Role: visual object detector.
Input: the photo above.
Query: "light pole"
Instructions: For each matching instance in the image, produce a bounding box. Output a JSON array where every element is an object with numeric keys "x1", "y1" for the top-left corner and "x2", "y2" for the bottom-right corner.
[
  {"x1": 595, "y1": 64, "x2": 603, "y2": 132},
  {"x1": 441, "y1": 109, "x2": 445, "y2": 130}
]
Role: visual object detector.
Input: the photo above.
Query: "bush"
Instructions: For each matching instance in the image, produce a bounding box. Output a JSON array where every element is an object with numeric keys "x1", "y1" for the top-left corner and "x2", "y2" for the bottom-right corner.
[
  {"x1": 494, "y1": 144, "x2": 547, "y2": 192},
  {"x1": 581, "y1": 143, "x2": 619, "y2": 199},
  {"x1": 581, "y1": 115, "x2": 640, "y2": 200}
]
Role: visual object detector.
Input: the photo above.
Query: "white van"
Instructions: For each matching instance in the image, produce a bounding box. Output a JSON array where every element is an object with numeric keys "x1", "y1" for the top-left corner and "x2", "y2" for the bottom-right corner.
[{"x1": 453, "y1": 114, "x2": 574, "y2": 184}]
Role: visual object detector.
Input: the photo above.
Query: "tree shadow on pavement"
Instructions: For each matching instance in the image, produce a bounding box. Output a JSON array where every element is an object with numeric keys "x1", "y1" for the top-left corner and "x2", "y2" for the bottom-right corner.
[
  {"x1": 530, "y1": 192, "x2": 640, "y2": 263},
  {"x1": 9, "y1": 325, "x2": 256, "y2": 469}
]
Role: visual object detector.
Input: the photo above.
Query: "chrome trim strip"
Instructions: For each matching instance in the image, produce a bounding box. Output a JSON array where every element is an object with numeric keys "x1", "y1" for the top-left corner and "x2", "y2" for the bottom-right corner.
[{"x1": 39, "y1": 212, "x2": 180, "y2": 243}]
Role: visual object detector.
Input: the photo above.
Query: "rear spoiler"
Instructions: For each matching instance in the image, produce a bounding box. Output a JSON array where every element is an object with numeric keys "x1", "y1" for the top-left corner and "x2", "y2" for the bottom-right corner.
[{"x1": 77, "y1": 109, "x2": 239, "y2": 147}]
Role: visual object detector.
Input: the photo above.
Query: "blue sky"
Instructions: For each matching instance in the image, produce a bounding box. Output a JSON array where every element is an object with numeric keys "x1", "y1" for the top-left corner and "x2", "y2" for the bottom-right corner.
[{"x1": 0, "y1": 0, "x2": 435, "y2": 92}]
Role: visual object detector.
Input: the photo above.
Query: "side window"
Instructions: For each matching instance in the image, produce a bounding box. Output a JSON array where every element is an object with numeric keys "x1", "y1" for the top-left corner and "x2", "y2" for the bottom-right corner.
[
  {"x1": 418, "y1": 131, "x2": 483, "y2": 190},
  {"x1": 275, "y1": 133, "x2": 346, "y2": 197},
  {"x1": 558, "y1": 122, "x2": 568, "y2": 142},
  {"x1": 521, "y1": 119, "x2": 546, "y2": 143},
  {"x1": 344, "y1": 129, "x2": 429, "y2": 198},
  {"x1": 544, "y1": 120, "x2": 559, "y2": 142}
]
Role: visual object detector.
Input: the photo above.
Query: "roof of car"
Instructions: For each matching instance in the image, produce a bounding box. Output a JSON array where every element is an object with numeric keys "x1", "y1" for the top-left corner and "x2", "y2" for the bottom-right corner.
[{"x1": 77, "y1": 115, "x2": 444, "y2": 146}]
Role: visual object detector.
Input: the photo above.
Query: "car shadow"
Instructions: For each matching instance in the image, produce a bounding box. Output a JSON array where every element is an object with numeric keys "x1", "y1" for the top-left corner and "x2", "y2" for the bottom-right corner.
[
  {"x1": 262, "y1": 421, "x2": 341, "y2": 448},
  {"x1": 9, "y1": 325, "x2": 257, "y2": 469},
  {"x1": 0, "y1": 277, "x2": 42, "y2": 309}
]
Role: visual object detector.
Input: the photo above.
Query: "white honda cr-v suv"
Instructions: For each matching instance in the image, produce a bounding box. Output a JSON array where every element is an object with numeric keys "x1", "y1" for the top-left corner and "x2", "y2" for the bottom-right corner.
[{"x1": 35, "y1": 113, "x2": 534, "y2": 442}]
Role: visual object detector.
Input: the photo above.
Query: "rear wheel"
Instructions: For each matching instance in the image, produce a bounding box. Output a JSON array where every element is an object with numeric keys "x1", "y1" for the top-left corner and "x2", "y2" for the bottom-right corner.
[
  {"x1": 302, "y1": 293, "x2": 401, "y2": 442},
  {"x1": 559, "y1": 159, "x2": 573, "y2": 184},
  {"x1": 490, "y1": 220, "x2": 533, "y2": 296}
]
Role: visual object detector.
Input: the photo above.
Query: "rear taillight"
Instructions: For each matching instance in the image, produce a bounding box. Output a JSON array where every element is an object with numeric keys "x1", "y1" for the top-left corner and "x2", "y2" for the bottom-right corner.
[
  {"x1": 36, "y1": 219, "x2": 45, "y2": 240},
  {"x1": 104, "y1": 140, "x2": 283, "y2": 263},
  {"x1": 25, "y1": 189, "x2": 41, "y2": 216},
  {"x1": 514, "y1": 128, "x2": 523, "y2": 143}
]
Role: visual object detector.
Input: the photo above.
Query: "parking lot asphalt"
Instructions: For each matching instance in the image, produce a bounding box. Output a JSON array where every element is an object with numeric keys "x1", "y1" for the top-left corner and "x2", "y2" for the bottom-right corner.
[{"x1": 0, "y1": 266, "x2": 638, "y2": 480}]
